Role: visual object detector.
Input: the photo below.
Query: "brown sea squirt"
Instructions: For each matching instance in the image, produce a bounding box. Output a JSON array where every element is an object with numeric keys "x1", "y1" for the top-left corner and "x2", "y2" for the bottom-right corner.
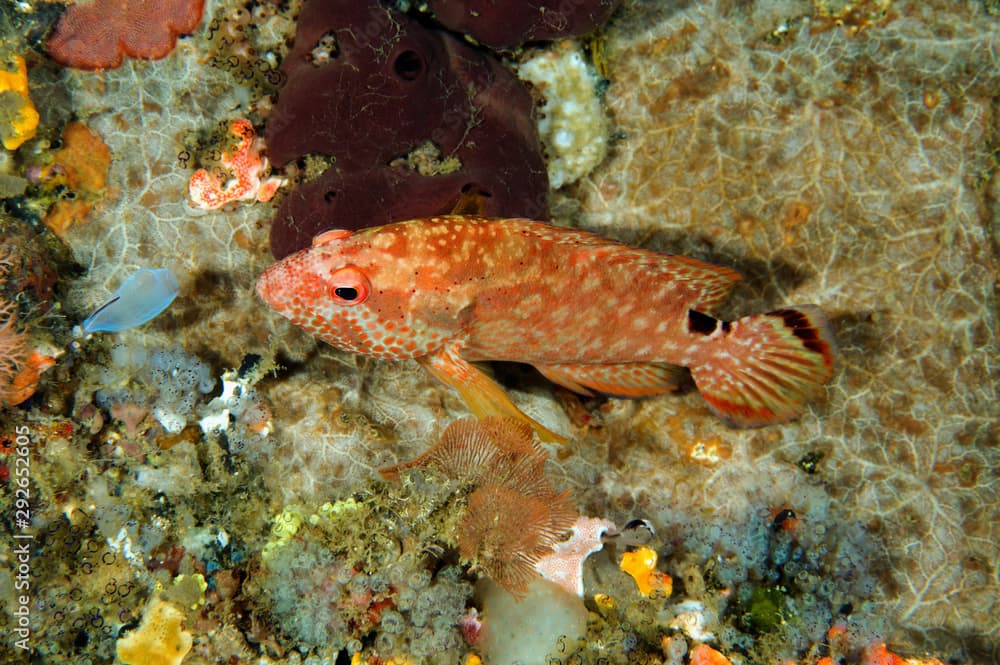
[{"x1": 265, "y1": 0, "x2": 549, "y2": 259}]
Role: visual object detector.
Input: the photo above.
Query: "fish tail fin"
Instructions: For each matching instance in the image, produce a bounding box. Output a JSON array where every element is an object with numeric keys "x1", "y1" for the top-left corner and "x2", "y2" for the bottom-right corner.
[{"x1": 690, "y1": 306, "x2": 836, "y2": 427}]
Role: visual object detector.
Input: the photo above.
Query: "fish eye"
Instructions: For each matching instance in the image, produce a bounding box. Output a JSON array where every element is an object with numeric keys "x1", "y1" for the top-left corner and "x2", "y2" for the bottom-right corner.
[{"x1": 329, "y1": 265, "x2": 370, "y2": 305}]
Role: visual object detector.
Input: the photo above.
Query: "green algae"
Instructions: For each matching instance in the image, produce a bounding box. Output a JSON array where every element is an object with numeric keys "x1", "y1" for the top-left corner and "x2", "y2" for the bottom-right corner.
[{"x1": 742, "y1": 586, "x2": 788, "y2": 634}]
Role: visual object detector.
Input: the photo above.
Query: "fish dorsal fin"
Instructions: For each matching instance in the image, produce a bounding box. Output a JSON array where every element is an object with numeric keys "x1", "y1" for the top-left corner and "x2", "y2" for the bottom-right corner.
[{"x1": 658, "y1": 254, "x2": 742, "y2": 314}]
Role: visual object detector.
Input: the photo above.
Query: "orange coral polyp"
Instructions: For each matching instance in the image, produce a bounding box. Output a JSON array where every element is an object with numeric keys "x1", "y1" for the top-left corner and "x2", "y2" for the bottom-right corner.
[
  {"x1": 0, "y1": 301, "x2": 29, "y2": 405},
  {"x1": 6, "y1": 351, "x2": 56, "y2": 407}
]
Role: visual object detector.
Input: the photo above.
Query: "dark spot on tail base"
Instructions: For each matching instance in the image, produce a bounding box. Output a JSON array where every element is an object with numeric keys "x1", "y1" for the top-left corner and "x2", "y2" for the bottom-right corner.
[{"x1": 687, "y1": 310, "x2": 718, "y2": 335}]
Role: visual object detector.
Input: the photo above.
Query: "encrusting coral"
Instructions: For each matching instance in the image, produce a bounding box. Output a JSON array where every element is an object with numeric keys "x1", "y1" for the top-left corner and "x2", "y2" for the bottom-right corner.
[
  {"x1": 574, "y1": 1, "x2": 999, "y2": 658},
  {"x1": 516, "y1": 40, "x2": 611, "y2": 189},
  {"x1": 689, "y1": 643, "x2": 734, "y2": 665},
  {"x1": 38, "y1": 121, "x2": 112, "y2": 237},
  {"x1": 47, "y1": 0, "x2": 206, "y2": 70},
  {"x1": 533, "y1": 515, "x2": 616, "y2": 597},
  {"x1": 619, "y1": 545, "x2": 672, "y2": 597}
]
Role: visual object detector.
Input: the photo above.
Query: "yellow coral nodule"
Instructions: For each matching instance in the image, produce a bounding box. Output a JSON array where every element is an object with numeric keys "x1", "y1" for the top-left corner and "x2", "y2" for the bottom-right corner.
[
  {"x1": 0, "y1": 56, "x2": 39, "y2": 151},
  {"x1": 171, "y1": 573, "x2": 208, "y2": 609},
  {"x1": 262, "y1": 504, "x2": 311, "y2": 564},
  {"x1": 593, "y1": 592, "x2": 616, "y2": 610},
  {"x1": 620, "y1": 546, "x2": 673, "y2": 597},
  {"x1": 116, "y1": 599, "x2": 193, "y2": 665}
]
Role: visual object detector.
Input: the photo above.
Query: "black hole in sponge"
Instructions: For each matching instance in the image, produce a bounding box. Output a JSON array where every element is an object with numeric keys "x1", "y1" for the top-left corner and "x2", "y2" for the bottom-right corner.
[
  {"x1": 393, "y1": 50, "x2": 423, "y2": 81},
  {"x1": 324, "y1": 190, "x2": 337, "y2": 203},
  {"x1": 461, "y1": 182, "x2": 492, "y2": 197}
]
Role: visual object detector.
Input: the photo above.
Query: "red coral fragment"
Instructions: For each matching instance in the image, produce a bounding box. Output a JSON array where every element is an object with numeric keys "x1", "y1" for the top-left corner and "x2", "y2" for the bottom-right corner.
[
  {"x1": 188, "y1": 119, "x2": 285, "y2": 210},
  {"x1": 47, "y1": 0, "x2": 206, "y2": 70}
]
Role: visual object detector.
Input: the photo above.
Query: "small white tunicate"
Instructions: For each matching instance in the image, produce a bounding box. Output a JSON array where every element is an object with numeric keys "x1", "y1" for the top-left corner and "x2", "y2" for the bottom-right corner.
[
  {"x1": 553, "y1": 129, "x2": 574, "y2": 149},
  {"x1": 153, "y1": 407, "x2": 186, "y2": 434},
  {"x1": 517, "y1": 41, "x2": 610, "y2": 188},
  {"x1": 111, "y1": 342, "x2": 148, "y2": 370}
]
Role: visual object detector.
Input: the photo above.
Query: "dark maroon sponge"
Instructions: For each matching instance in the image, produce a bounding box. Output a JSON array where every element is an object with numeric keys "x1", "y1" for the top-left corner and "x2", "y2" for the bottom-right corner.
[
  {"x1": 266, "y1": 0, "x2": 549, "y2": 258},
  {"x1": 427, "y1": 0, "x2": 620, "y2": 50}
]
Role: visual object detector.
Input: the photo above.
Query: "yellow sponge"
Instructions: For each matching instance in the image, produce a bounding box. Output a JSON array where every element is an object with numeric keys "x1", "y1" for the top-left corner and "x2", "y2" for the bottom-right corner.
[
  {"x1": 0, "y1": 56, "x2": 39, "y2": 151},
  {"x1": 116, "y1": 599, "x2": 193, "y2": 665}
]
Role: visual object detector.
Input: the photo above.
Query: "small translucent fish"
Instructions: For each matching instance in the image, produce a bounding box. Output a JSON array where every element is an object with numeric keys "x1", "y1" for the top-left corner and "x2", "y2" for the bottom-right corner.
[{"x1": 82, "y1": 268, "x2": 179, "y2": 334}]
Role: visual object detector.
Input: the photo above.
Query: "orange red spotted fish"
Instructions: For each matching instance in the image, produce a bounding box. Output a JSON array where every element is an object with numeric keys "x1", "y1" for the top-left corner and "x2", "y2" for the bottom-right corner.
[{"x1": 256, "y1": 217, "x2": 835, "y2": 441}]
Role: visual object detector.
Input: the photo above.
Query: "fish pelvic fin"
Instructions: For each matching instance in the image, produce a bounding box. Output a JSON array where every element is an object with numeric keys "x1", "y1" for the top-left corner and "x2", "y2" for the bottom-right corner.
[
  {"x1": 418, "y1": 343, "x2": 568, "y2": 444},
  {"x1": 690, "y1": 305, "x2": 836, "y2": 427}
]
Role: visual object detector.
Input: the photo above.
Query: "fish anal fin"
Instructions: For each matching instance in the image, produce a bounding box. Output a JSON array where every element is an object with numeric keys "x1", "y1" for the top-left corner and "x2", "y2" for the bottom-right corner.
[
  {"x1": 418, "y1": 344, "x2": 567, "y2": 444},
  {"x1": 691, "y1": 305, "x2": 836, "y2": 427},
  {"x1": 536, "y1": 362, "x2": 687, "y2": 398}
]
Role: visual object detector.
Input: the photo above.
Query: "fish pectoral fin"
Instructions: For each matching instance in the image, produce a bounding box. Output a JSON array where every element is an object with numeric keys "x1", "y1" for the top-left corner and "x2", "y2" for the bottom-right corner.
[
  {"x1": 535, "y1": 362, "x2": 688, "y2": 398},
  {"x1": 418, "y1": 345, "x2": 567, "y2": 444}
]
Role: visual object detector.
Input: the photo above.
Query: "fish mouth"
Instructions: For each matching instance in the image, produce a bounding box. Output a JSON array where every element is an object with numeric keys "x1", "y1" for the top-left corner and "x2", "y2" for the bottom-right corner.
[{"x1": 255, "y1": 263, "x2": 280, "y2": 305}]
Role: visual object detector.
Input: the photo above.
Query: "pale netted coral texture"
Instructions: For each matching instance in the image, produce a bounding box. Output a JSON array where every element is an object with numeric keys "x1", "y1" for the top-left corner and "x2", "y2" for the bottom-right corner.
[{"x1": 564, "y1": 0, "x2": 998, "y2": 657}]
